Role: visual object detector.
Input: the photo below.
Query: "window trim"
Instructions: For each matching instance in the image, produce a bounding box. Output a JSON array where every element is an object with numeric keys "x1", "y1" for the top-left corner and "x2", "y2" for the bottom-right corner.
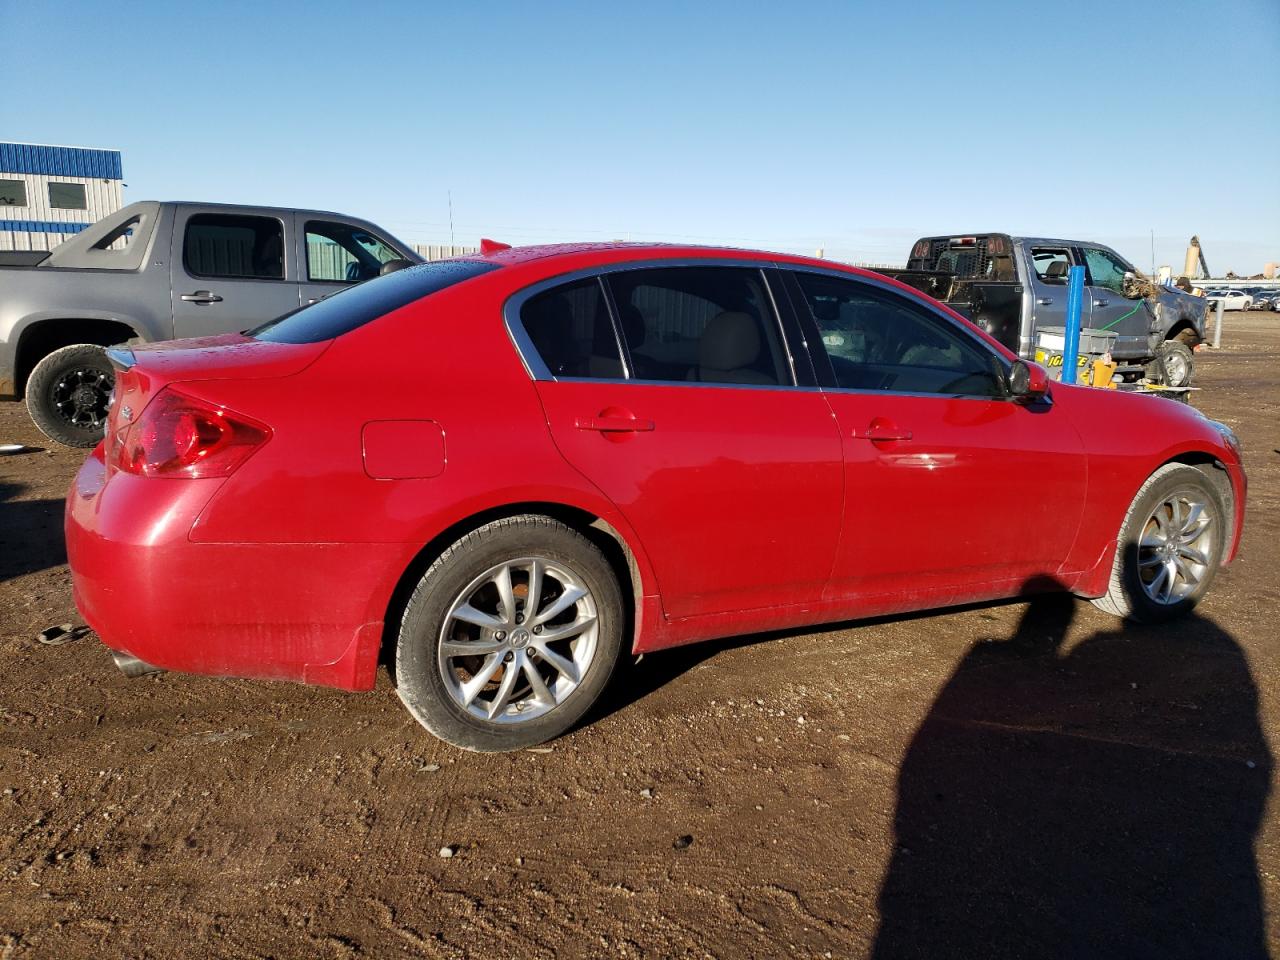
[
  {"x1": 780, "y1": 265, "x2": 1018, "y2": 403},
  {"x1": 503, "y1": 258, "x2": 803, "y2": 390},
  {"x1": 181, "y1": 212, "x2": 289, "y2": 282}
]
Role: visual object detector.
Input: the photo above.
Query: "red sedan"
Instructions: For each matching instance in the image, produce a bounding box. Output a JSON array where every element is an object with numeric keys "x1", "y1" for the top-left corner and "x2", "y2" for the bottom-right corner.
[{"x1": 66, "y1": 243, "x2": 1246, "y2": 751}]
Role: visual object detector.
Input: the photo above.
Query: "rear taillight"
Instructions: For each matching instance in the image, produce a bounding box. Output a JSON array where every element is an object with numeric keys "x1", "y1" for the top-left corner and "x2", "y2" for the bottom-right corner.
[{"x1": 110, "y1": 387, "x2": 270, "y2": 478}]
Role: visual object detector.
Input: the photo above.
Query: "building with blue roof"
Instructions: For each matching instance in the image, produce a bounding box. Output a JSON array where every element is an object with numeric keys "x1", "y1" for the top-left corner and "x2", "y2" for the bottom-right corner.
[{"x1": 0, "y1": 142, "x2": 124, "y2": 251}]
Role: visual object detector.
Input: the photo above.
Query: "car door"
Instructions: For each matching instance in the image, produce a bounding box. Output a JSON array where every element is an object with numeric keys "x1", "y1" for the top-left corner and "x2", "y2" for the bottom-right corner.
[
  {"x1": 296, "y1": 215, "x2": 410, "y2": 306},
  {"x1": 1022, "y1": 244, "x2": 1076, "y2": 355},
  {"x1": 514, "y1": 263, "x2": 845, "y2": 619},
  {"x1": 171, "y1": 207, "x2": 301, "y2": 338},
  {"x1": 1081, "y1": 245, "x2": 1149, "y2": 360},
  {"x1": 781, "y1": 269, "x2": 1089, "y2": 602}
]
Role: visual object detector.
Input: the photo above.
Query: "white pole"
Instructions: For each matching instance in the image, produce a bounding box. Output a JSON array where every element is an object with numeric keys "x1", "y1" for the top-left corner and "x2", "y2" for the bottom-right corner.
[{"x1": 1213, "y1": 298, "x2": 1225, "y2": 349}]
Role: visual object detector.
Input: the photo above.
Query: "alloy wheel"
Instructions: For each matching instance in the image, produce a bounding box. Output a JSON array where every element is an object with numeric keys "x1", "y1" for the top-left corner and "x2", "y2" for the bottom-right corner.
[
  {"x1": 438, "y1": 557, "x2": 599, "y2": 723},
  {"x1": 1137, "y1": 492, "x2": 1214, "y2": 605},
  {"x1": 52, "y1": 367, "x2": 112, "y2": 429}
]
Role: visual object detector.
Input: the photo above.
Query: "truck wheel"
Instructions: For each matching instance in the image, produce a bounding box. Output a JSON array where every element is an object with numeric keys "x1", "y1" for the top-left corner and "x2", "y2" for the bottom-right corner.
[
  {"x1": 1154, "y1": 340, "x2": 1194, "y2": 388},
  {"x1": 24, "y1": 344, "x2": 115, "y2": 448},
  {"x1": 395, "y1": 515, "x2": 624, "y2": 752}
]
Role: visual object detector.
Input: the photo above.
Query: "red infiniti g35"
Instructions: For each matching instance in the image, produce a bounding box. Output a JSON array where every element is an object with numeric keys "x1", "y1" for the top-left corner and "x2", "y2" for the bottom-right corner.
[{"x1": 66, "y1": 243, "x2": 1246, "y2": 751}]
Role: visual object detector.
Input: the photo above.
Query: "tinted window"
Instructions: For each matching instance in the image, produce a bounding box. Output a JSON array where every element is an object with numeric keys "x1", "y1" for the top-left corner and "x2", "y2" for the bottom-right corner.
[
  {"x1": 251, "y1": 259, "x2": 497, "y2": 343},
  {"x1": 521, "y1": 278, "x2": 623, "y2": 379},
  {"x1": 794, "y1": 272, "x2": 1006, "y2": 398},
  {"x1": 606, "y1": 267, "x2": 788, "y2": 385},
  {"x1": 48, "y1": 182, "x2": 86, "y2": 210},
  {"x1": 0, "y1": 179, "x2": 27, "y2": 206},
  {"x1": 306, "y1": 220, "x2": 402, "y2": 282},
  {"x1": 1084, "y1": 247, "x2": 1130, "y2": 294},
  {"x1": 184, "y1": 214, "x2": 285, "y2": 279}
]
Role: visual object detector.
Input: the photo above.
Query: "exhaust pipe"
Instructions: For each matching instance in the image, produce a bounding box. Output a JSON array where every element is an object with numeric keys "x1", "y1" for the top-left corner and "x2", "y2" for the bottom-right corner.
[{"x1": 110, "y1": 649, "x2": 165, "y2": 678}]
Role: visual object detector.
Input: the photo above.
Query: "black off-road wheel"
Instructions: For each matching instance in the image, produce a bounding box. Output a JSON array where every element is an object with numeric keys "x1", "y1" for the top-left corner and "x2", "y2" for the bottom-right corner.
[
  {"x1": 1091, "y1": 464, "x2": 1227, "y2": 623},
  {"x1": 24, "y1": 344, "x2": 115, "y2": 448},
  {"x1": 395, "y1": 515, "x2": 624, "y2": 752}
]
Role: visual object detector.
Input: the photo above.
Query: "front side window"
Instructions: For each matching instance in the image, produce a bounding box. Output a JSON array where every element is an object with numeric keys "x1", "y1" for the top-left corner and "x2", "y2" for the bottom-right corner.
[
  {"x1": 48, "y1": 182, "x2": 87, "y2": 210},
  {"x1": 184, "y1": 214, "x2": 285, "y2": 280},
  {"x1": 793, "y1": 272, "x2": 1006, "y2": 398},
  {"x1": 1031, "y1": 248, "x2": 1072, "y2": 284},
  {"x1": 305, "y1": 220, "x2": 401, "y2": 283},
  {"x1": 1083, "y1": 247, "x2": 1130, "y2": 294},
  {"x1": 605, "y1": 267, "x2": 789, "y2": 385},
  {"x1": 520, "y1": 278, "x2": 623, "y2": 379},
  {"x1": 0, "y1": 179, "x2": 28, "y2": 206}
]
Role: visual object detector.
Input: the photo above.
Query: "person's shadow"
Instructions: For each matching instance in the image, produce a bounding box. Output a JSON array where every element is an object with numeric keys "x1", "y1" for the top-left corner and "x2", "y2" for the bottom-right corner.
[{"x1": 872, "y1": 587, "x2": 1272, "y2": 959}]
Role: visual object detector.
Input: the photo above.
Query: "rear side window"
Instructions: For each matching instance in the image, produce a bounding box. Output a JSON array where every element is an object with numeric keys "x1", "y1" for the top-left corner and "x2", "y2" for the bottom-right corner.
[
  {"x1": 251, "y1": 259, "x2": 497, "y2": 343},
  {"x1": 606, "y1": 267, "x2": 788, "y2": 385},
  {"x1": 520, "y1": 278, "x2": 624, "y2": 378},
  {"x1": 184, "y1": 214, "x2": 285, "y2": 280}
]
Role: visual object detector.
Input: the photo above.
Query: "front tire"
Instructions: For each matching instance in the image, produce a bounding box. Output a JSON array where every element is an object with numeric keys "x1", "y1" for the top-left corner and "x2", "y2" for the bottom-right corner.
[
  {"x1": 24, "y1": 344, "x2": 115, "y2": 448},
  {"x1": 1091, "y1": 464, "x2": 1226, "y2": 623},
  {"x1": 395, "y1": 515, "x2": 624, "y2": 752}
]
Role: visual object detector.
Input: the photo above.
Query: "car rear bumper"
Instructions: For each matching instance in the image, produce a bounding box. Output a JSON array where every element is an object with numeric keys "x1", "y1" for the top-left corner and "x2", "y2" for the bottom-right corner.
[{"x1": 65, "y1": 448, "x2": 403, "y2": 691}]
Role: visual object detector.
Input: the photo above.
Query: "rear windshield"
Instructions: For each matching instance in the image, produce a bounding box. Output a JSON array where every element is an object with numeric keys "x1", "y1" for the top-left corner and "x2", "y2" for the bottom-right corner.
[{"x1": 250, "y1": 259, "x2": 498, "y2": 343}]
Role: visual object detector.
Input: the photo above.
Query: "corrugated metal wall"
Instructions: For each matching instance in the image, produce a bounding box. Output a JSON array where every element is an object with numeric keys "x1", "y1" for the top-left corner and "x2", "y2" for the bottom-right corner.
[{"x1": 0, "y1": 143, "x2": 125, "y2": 252}]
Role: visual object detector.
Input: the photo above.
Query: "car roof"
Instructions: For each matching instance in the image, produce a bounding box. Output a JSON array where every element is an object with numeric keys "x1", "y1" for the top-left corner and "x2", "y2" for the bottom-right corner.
[{"x1": 458, "y1": 240, "x2": 854, "y2": 273}]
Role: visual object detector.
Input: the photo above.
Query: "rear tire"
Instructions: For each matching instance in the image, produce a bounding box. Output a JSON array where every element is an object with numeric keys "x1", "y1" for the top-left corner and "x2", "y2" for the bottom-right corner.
[
  {"x1": 395, "y1": 515, "x2": 624, "y2": 752},
  {"x1": 1090, "y1": 464, "x2": 1226, "y2": 623},
  {"x1": 24, "y1": 344, "x2": 114, "y2": 448}
]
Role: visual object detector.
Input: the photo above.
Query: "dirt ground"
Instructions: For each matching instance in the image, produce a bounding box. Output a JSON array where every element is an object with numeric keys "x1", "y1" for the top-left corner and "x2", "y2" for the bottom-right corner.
[{"x1": 1, "y1": 312, "x2": 1278, "y2": 959}]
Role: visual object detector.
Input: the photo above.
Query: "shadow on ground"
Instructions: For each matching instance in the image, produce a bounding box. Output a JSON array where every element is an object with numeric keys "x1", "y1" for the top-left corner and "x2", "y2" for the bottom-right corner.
[
  {"x1": 871, "y1": 591, "x2": 1271, "y2": 959},
  {"x1": 0, "y1": 482, "x2": 68, "y2": 582}
]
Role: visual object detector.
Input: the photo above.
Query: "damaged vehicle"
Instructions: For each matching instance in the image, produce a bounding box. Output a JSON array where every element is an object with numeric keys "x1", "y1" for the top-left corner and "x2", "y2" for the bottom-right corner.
[{"x1": 886, "y1": 235, "x2": 1209, "y2": 387}]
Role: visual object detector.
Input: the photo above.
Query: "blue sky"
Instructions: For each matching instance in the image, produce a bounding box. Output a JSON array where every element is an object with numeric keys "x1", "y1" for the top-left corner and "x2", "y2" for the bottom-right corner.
[{"x1": 10, "y1": 0, "x2": 1279, "y2": 273}]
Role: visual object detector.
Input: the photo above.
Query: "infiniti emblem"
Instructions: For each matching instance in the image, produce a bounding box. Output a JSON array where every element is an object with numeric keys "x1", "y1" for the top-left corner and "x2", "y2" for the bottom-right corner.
[{"x1": 121, "y1": 405, "x2": 133, "y2": 422}]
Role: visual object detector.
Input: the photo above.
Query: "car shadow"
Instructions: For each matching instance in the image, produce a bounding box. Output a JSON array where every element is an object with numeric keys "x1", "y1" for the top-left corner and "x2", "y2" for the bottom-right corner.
[
  {"x1": 0, "y1": 482, "x2": 68, "y2": 582},
  {"x1": 870, "y1": 588, "x2": 1271, "y2": 959}
]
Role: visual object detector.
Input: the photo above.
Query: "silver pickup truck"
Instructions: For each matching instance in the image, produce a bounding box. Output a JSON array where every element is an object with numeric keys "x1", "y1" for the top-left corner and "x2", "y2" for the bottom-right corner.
[{"x1": 0, "y1": 200, "x2": 420, "y2": 446}]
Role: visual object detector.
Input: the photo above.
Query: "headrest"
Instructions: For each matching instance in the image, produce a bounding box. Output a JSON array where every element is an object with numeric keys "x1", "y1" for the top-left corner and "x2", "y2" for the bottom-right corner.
[
  {"x1": 1045, "y1": 260, "x2": 1069, "y2": 279},
  {"x1": 700, "y1": 312, "x2": 760, "y2": 372}
]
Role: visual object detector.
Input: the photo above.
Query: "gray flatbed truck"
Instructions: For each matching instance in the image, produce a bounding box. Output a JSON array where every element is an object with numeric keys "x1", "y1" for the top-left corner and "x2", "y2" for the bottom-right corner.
[{"x1": 885, "y1": 234, "x2": 1209, "y2": 388}]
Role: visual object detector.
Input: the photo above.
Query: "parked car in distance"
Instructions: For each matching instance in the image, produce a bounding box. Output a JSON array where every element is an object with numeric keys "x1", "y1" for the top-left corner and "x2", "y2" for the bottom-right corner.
[
  {"x1": 1207, "y1": 290, "x2": 1255, "y2": 312},
  {"x1": 66, "y1": 243, "x2": 1247, "y2": 751},
  {"x1": 883, "y1": 235, "x2": 1209, "y2": 388},
  {"x1": 1246, "y1": 290, "x2": 1278, "y2": 310},
  {"x1": 0, "y1": 201, "x2": 420, "y2": 446}
]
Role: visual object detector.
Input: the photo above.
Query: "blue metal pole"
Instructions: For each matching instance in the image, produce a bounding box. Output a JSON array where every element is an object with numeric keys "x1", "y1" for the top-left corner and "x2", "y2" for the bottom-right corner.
[{"x1": 1061, "y1": 265, "x2": 1086, "y2": 385}]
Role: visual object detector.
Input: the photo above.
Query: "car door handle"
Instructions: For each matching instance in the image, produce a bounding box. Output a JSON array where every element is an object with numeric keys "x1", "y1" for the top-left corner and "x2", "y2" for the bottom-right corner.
[
  {"x1": 1095, "y1": 298, "x2": 1111, "y2": 307},
  {"x1": 575, "y1": 414, "x2": 655, "y2": 433},
  {"x1": 180, "y1": 291, "x2": 223, "y2": 304},
  {"x1": 1036, "y1": 297, "x2": 1054, "y2": 306},
  {"x1": 855, "y1": 420, "x2": 912, "y2": 443}
]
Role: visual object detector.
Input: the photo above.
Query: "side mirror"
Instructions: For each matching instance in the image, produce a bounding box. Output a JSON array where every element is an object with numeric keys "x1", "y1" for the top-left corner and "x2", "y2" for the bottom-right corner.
[{"x1": 1008, "y1": 359, "x2": 1049, "y2": 402}]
